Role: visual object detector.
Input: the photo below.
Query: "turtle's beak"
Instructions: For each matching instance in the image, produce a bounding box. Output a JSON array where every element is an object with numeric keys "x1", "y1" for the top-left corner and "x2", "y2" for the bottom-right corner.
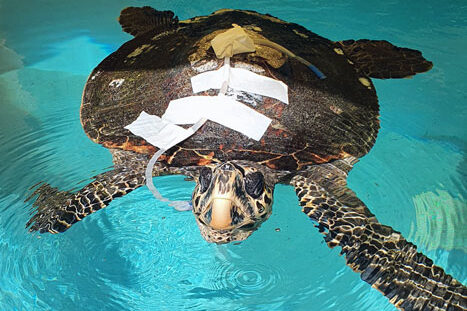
[{"x1": 209, "y1": 198, "x2": 233, "y2": 229}]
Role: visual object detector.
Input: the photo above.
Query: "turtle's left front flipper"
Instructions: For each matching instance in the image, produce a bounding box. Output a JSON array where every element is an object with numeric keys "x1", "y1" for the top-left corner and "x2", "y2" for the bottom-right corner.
[
  {"x1": 291, "y1": 158, "x2": 466, "y2": 311},
  {"x1": 336, "y1": 39, "x2": 433, "y2": 78},
  {"x1": 26, "y1": 168, "x2": 146, "y2": 234}
]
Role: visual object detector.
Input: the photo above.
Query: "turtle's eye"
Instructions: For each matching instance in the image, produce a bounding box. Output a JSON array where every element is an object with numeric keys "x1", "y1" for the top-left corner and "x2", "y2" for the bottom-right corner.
[
  {"x1": 244, "y1": 172, "x2": 265, "y2": 199},
  {"x1": 199, "y1": 167, "x2": 212, "y2": 193}
]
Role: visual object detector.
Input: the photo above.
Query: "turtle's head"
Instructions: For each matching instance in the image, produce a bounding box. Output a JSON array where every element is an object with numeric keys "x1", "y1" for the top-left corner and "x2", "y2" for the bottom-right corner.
[{"x1": 192, "y1": 161, "x2": 274, "y2": 244}]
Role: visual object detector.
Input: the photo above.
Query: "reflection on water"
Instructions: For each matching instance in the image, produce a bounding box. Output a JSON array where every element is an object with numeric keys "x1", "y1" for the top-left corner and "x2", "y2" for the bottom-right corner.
[
  {"x1": 0, "y1": 0, "x2": 465, "y2": 310},
  {"x1": 410, "y1": 190, "x2": 466, "y2": 252}
]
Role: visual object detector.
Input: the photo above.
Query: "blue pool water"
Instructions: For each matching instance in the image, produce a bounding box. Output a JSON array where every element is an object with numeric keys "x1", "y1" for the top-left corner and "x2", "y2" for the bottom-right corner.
[{"x1": 0, "y1": 1, "x2": 465, "y2": 310}]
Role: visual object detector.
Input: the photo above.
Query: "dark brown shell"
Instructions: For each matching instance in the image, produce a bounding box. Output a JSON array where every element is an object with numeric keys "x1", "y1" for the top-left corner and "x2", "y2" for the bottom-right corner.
[{"x1": 81, "y1": 9, "x2": 380, "y2": 170}]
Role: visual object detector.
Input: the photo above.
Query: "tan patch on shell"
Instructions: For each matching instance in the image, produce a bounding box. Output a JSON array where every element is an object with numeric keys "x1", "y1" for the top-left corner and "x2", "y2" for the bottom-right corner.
[
  {"x1": 293, "y1": 29, "x2": 308, "y2": 38},
  {"x1": 270, "y1": 121, "x2": 288, "y2": 130},
  {"x1": 188, "y1": 27, "x2": 287, "y2": 68},
  {"x1": 329, "y1": 105, "x2": 343, "y2": 115},
  {"x1": 242, "y1": 25, "x2": 262, "y2": 32},
  {"x1": 333, "y1": 47, "x2": 344, "y2": 55},
  {"x1": 358, "y1": 77, "x2": 371, "y2": 88},
  {"x1": 188, "y1": 29, "x2": 227, "y2": 62},
  {"x1": 253, "y1": 44, "x2": 287, "y2": 68},
  {"x1": 127, "y1": 44, "x2": 152, "y2": 58}
]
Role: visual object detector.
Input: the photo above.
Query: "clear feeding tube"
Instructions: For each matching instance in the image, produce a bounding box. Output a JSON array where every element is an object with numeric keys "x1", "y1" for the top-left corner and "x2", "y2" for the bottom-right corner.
[{"x1": 144, "y1": 117, "x2": 207, "y2": 211}]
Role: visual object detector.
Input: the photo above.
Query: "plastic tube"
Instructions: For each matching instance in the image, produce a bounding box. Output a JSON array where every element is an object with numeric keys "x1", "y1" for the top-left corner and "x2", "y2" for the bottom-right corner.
[
  {"x1": 145, "y1": 117, "x2": 207, "y2": 211},
  {"x1": 220, "y1": 57, "x2": 230, "y2": 94}
]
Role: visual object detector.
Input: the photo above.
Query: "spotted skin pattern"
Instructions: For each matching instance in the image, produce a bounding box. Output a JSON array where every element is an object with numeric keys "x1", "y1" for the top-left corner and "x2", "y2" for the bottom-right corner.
[
  {"x1": 26, "y1": 149, "x2": 184, "y2": 234},
  {"x1": 191, "y1": 161, "x2": 275, "y2": 244},
  {"x1": 26, "y1": 169, "x2": 146, "y2": 233},
  {"x1": 291, "y1": 158, "x2": 467, "y2": 311}
]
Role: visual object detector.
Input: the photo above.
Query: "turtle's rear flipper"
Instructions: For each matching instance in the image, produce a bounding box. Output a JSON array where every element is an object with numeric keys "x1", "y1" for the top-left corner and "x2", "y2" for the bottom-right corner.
[
  {"x1": 26, "y1": 168, "x2": 145, "y2": 234},
  {"x1": 292, "y1": 158, "x2": 466, "y2": 311},
  {"x1": 337, "y1": 39, "x2": 433, "y2": 78},
  {"x1": 119, "y1": 6, "x2": 179, "y2": 37}
]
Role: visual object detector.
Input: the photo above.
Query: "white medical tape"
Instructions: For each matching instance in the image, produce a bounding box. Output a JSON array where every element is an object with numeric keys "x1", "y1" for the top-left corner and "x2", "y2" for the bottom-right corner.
[
  {"x1": 191, "y1": 64, "x2": 289, "y2": 104},
  {"x1": 124, "y1": 111, "x2": 197, "y2": 150},
  {"x1": 162, "y1": 95, "x2": 271, "y2": 141}
]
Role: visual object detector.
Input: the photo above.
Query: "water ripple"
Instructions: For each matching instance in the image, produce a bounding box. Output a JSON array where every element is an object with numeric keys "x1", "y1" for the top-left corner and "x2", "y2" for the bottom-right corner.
[{"x1": 210, "y1": 259, "x2": 284, "y2": 296}]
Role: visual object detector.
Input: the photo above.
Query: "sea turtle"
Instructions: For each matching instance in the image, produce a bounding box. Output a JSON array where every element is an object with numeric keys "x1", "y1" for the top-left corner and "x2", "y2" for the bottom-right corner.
[{"x1": 27, "y1": 7, "x2": 466, "y2": 311}]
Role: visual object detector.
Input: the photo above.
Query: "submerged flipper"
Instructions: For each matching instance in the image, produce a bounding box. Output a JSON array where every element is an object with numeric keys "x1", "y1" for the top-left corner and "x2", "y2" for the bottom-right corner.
[
  {"x1": 337, "y1": 39, "x2": 433, "y2": 79},
  {"x1": 119, "y1": 6, "x2": 179, "y2": 37},
  {"x1": 292, "y1": 158, "x2": 466, "y2": 311},
  {"x1": 26, "y1": 168, "x2": 146, "y2": 233}
]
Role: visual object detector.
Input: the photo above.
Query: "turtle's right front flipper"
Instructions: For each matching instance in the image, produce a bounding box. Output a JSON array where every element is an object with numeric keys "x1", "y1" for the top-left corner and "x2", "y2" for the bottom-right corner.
[
  {"x1": 26, "y1": 168, "x2": 146, "y2": 233},
  {"x1": 292, "y1": 159, "x2": 466, "y2": 311}
]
